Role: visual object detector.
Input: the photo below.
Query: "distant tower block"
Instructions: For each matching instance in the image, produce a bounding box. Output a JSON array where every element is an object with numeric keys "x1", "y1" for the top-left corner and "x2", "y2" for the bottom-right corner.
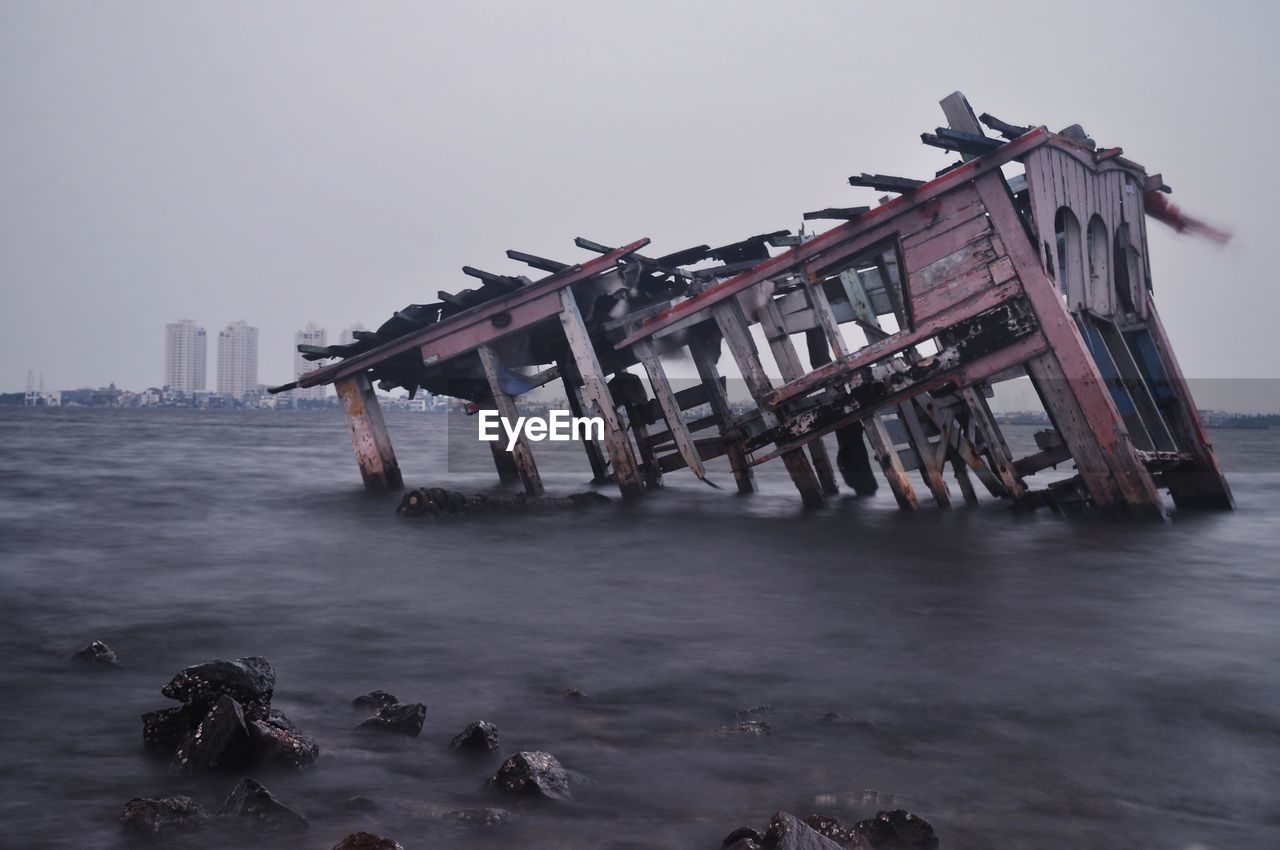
[
  {"x1": 293, "y1": 323, "x2": 329, "y2": 401},
  {"x1": 216, "y1": 320, "x2": 259, "y2": 400},
  {"x1": 164, "y1": 319, "x2": 207, "y2": 394}
]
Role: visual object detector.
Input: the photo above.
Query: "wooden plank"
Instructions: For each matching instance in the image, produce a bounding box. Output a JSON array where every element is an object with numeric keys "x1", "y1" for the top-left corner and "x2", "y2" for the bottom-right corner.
[
  {"x1": 559, "y1": 357, "x2": 610, "y2": 484},
  {"x1": 899, "y1": 399, "x2": 951, "y2": 507},
  {"x1": 712, "y1": 298, "x2": 825, "y2": 508},
  {"x1": 865, "y1": 414, "x2": 919, "y2": 510},
  {"x1": 633, "y1": 339, "x2": 707, "y2": 481},
  {"x1": 559, "y1": 288, "x2": 644, "y2": 499},
  {"x1": 758, "y1": 294, "x2": 838, "y2": 495},
  {"x1": 334, "y1": 372, "x2": 404, "y2": 491},
  {"x1": 480, "y1": 397, "x2": 521, "y2": 484},
  {"x1": 959, "y1": 385, "x2": 1025, "y2": 500},
  {"x1": 689, "y1": 331, "x2": 754, "y2": 494},
  {"x1": 298, "y1": 240, "x2": 650, "y2": 388},
  {"x1": 477, "y1": 344, "x2": 544, "y2": 497}
]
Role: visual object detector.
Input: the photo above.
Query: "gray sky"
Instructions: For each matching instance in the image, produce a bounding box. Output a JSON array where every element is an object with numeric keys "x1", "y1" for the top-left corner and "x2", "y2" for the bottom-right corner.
[{"x1": 2, "y1": 1, "x2": 1277, "y2": 407}]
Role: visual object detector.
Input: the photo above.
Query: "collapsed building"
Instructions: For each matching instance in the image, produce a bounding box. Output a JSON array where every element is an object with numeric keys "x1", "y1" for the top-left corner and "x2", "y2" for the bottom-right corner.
[{"x1": 271, "y1": 92, "x2": 1233, "y2": 517}]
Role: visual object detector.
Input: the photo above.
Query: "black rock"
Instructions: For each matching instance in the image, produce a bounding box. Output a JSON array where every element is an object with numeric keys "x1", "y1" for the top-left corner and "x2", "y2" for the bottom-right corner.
[
  {"x1": 351, "y1": 690, "x2": 399, "y2": 711},
  {"x1": 450, "y1": 720, "x2": 500, "y2": 752},
  {"x1": 218, "y1": 777, "x2": 308, "y2": 833},
  {"x1": 718, "y1": 719, "x2": 772, "y2": 736},
  {"x1": 72, "y1": 640, "x2": 120, "y2": 667},
  {"x1": 249, "y1": 717, "x2": 320, "y2": 768},
  {"x1": 162, "y1": 656, "x2": 275, "y2": 720},
  {"x1": 263, "y1": 707, "x2": 299, "y2": 732},
  {"x1": 119, "y1": 795, "x2": 209, "y2": 834},
  {"x1": 487, "y1": 751, "x2": 571, "y2": 801},
  {"x1": 331, "y1": 832, "x2": 405, "y2": 850},
  {"x1": 170, "y1": 694, "x2": 252, "y2": 775},
  {"x1": 763, "y1": 811, "x2": 844, "y2": 850},
  {"x1": 357, "y1": 702, "x2": 426, "y2": 737},
  {"x1": 563, "y1": 688, "x2": 592, "y2": 702},
  {"x1": 805, "y1": 814, "x2": 855, "y2": 844},
  {"x1": 852, "y1": 810, "x2": 939, "y2": 850},
  {"x1": 142, "y1": 706, "x2": 196, "y2": 754},
  {"x1": 722, "y1": 825, "x2": 763, "y2": 849}
]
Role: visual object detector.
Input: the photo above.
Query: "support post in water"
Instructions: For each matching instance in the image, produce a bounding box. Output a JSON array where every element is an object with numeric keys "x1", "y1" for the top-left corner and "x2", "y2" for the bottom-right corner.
[
  {"x1": 335, "y1": 371, "x2": 404, "y2": 491},
  {"x1": 477, "y1": 344, "x2": 544, "y2": 497}
]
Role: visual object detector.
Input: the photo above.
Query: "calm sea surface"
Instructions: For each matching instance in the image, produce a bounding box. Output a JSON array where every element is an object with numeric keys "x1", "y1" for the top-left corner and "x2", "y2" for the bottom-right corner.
[{"x1": 1, "y1": 408, "x2": 1277, "y2": 849}]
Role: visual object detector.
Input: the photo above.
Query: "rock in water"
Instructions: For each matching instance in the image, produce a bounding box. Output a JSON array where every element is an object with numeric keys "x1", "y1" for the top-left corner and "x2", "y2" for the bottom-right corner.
[
  {"x1": 852, "y1": 810, "x2": 939, "y2": 850},
  {"x1": 263, "y1": 707, "x2": 299, "y2": 732},
  {"x1": 763, "y1": 812, "x2": 845, "y2": 850},
  {"x1": 805, "y1": 814, "x2": 855, "y2": 844},
  {"x1": 351, "y1": 690, "x2": 399, "y2": 711},
  {"x1": 218, "y1": 777, "x2": 308, "y2": 833},
  {"x1": 72, "y1": 640, "x2": 120, "y2": 667},
  {"x1": 332, "y1": 832, "x2": 405, "y2": 850},
  {"x1": 357, "y1": 702, "x2": 426, "y2": 737},
  {"x1": 721, "y1": 826, "x2": 763, "y2": 849},
  {"x1": 249, "y1": 718, "x2": 320, "y2": 768},
  {"x1": 119, "y1": 796, "x2": 209, "y2": 834},
  {"x1": 170, "y1": 694, "x2": 252, "y2": 774},
  {"x1": 162, "y1": 656, "x2": 275, "y2": 720},
  {"x1": 142, "y1": 706, "x2": 195, "y2": 753},
  {"x1": 718, "y1": 719, "x2": 772, "y2": 736},
  {"x1": 450, "y1": 720, "x2": 500, "y2": 752},
  {"x1": 487, "y1": 751, "x2": 571, "y2": 800}
]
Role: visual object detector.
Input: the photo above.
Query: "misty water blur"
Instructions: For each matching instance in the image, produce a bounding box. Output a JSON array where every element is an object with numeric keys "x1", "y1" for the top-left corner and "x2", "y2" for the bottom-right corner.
[{"x1": 1, "y1": 409, "x2": 1278, "y2": 849}]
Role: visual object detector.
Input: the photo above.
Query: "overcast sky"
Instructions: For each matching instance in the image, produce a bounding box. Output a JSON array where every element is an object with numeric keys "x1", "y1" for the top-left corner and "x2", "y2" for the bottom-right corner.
[{"x1": 2, "y1": 1, "x2": 1277, "y2": 409}]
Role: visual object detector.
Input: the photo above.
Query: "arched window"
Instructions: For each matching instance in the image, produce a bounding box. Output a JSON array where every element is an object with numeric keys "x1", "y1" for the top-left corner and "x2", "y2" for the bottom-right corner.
[
  {"x1": 1053, "y1": 207, "x2": 1082, "y2": 300},
  {"x1": 1113, "y1": 224, "x2": 1136, "y2": 313},
  {"x1": 1087, "y1": 215, "x2": 1110, "y2": 311}
]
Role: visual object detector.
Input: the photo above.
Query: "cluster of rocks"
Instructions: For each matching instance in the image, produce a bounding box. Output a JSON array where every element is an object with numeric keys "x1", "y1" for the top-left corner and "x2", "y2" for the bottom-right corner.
[
  {"x1": 397, "y1": 487, "x2": 610, "y2": 517},
  {"x1": 121, "y1": 777, "x2": 308, "y2": 836},
  {"x1": 71, "y1": 639, "x2": 121, "y2": 667},
  {"x1": 352, "y1": 689, "x2": 427, "y2": 737},
  {"x1": 722, "y1": 810, "x2": 939, "y2": 850},
  {"x1": 141, "y1": 656, "x2": 319, "y2": 773}
]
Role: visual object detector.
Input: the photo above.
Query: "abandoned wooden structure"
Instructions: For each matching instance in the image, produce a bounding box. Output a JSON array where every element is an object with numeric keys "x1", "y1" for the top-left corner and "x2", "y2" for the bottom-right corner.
[{"x1": 271, "y1": 92, "x2": 1233, "y2": 517}]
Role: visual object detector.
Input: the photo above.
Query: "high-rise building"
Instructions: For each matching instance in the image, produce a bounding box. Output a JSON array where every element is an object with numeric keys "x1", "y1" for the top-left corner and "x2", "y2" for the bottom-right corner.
[
  {"x1": 293, "y1": 322, "x2": 328, "y2": 401},
  {"x1": 216, "y1": 320, "x2": 259, "y2": 400},
  {"x1": 164, "y1": 319, "x2": 207, "y2": 394}
]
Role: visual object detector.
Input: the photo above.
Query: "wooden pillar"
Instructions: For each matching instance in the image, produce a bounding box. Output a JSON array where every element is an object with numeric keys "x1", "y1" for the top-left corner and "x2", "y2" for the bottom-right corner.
[
  {"x1": 899, "y1": 400, "x2": 951, "y2": 507},
  {"x1": 483, "y1": 399, "x2": 521, "y2": 485},
  {"x1": 690, "y1": 330, "x2": 754, "y2": 494},
  {"x1": 959, "y1": 385, "x2": 1026, "y2": 501},
  {"x1": 559, "y1": 357, "x2": 611, "y2": 484},
  {"x1": 712, "y1": 297, "x2": 824, "y2": 509},
  {"x1": 477, "y1": 344, "x2": 544, "y2": 497},
  {"x1": 335, "y1": 372, "x2": 404, "y2": 491},
  {"x1": 806, "y1": 274, "x2": 918, "y2": 509},
  {"x1": 633, "y1": 339, "x2": 707, "y2": 481},
  {"x1": 757, "y1": 295, "x2": 839, "y2": 495},
  {"x1": 558, "y1": 288, "x2": 644, "y2": 499}
]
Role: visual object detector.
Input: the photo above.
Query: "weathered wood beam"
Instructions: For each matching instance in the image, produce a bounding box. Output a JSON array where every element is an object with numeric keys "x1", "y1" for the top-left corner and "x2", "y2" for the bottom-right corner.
[
  {"x1": 558, "y1": 357, "x2": 610, "y2": 484},
  {"x1": 712, "y1": 296, "x2": 824, "y2": 509},
  {"x1": 633, "y1": 339, "x2": 707, "y2": 482},
  {"x1": 559, "y1": 287, "x2": 644, "y2": 499},
  {"x1": 335, "y1": 372, "x2": 404, "y2": 491},
  {"x1": 848, "y1": 173, "x2": 924, "y2": 193},
  {"x1": 689, "y1": 330, "x2": 754, "y2": 494},
  {"x1": 959, "y1": 385, "x2": 1026, "y2": 500},
  {"x1": 899, "y1": 399, "x2": 951, "y2": 507},
  {"x1": 477, "y1": 344, "x2": 544, "y2": 497},
  {"x1": 803, "y1": 206, "x2": 871, "y2": 222},
  {"x1": 506, "y1": 249, "x2": 569, "y2": 273}
]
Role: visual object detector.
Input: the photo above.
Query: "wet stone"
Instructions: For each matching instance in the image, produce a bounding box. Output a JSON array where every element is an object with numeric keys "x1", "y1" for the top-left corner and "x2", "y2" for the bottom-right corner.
[
  {"x1": 119, "y1": 795, "x2": 209, "y2": 834},
  {"x1": 805, "y1": 814, "x2": 856, "y2": 845},
  {"x1": 763, "y1": 811, "x2": 844, "y2": 850},
  {"x1": 722, "y1": 825, "x2": 763, "y2": 849},
  {"x1": 218, "y1": 777, "x2": 308, "y2": 833},
  {"x1": 351, "y1": 690, "x2": 399, "y2": 711},
  {"x1": 357, "y1": 702, "x2": 426, "y2": 737},
  {"x1": 450, "y1": 719, "x2": 500, "y2": 753},
  {"x1": 141, "y1": 706, "x2": 195, "y2": 754},
  {"x1": 487, "y1": 751, "x2": 571, "y2": 801},
  {"x1": 162, "y1": 656, "x2": 275, "y2": 720},
  {"x1": 72, "y1": 640, "x2": 120, "y2": 667},
  {"x1": 170, "y1": 694, "x2": 252, "y2": 775},
  {"x1": 249, "y1": 718, "x2": 320, "y2": 769},
  {"x1": 331, "y1": 832, "x2": 405, "y2": 850},
  {"x1": 852, "y1": 809, "x2": 939, "y2": 850},
  {"x1": 718, "y1": 719, "x2": 772, "y2": 736}
]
